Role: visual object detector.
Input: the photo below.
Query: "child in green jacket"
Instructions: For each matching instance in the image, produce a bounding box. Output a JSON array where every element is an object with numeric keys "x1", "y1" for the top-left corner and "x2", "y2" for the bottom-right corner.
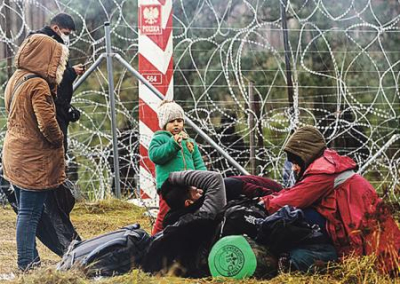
[{"x1": 149, "y1": 100, "x2": 206, "y2": 234}]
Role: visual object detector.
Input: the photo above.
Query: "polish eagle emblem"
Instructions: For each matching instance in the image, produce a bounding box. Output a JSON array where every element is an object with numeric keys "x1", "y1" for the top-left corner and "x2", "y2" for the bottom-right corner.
[{"x1": 143, "y1": 7, "x2": 159, "y2": 25}]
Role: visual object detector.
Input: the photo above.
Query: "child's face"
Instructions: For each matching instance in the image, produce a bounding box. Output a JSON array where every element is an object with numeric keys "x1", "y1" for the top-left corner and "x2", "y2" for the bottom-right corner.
[{"x1": 165, "y1": 118, "x2": 184, "y2": 135}]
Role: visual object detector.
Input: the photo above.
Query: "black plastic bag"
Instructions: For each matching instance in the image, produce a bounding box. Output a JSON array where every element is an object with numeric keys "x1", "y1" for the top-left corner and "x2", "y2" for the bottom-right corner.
[
  {"x1": 0, "y1": 171, "x2": 80, "y2": 256},
  {"x1": 57, "y1": 224, "x2": 150, "y2": 277},
  {"x1": 142, "y1": 212, "x2": 219, "y2": 278}
]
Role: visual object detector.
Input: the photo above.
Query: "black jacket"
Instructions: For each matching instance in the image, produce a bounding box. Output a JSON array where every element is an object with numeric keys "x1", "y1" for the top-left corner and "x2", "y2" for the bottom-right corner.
[
  {"x1": 143, "y1": 171, "x2": 227, "y2": 277},
  {"x1": 31, "y1": 26, "x2": 77, "y2": 128},
  {"x1": 163, "y1": 170, "x2": 227, "y2": 227}
]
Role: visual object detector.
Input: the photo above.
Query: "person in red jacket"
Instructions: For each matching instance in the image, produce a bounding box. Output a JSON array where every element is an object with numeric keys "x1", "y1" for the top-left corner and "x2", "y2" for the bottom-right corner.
[{"x1": 259, "y1": 126, "x2": 400, "y2": 274}]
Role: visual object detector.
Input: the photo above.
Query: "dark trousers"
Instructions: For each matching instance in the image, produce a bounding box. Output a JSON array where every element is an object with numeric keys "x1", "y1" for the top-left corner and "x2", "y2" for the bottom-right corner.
[
  {"x1": 14, "y1": 186, "x2": 48, "y2": 270},
  {"x1": 289, "y1": 244, "x2": 337, "y2": 272}
]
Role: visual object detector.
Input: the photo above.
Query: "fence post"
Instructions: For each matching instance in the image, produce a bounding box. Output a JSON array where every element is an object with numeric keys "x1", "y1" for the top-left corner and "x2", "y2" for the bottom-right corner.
[
  {"x1": 104, "y1": 22, "x2": 122, "y2": 198},
  {"x1": 249, "y1": 81, "x2": 256, "y2": 175},
  {"x1": 137, "y1": 0, "x2": 174, "y2": 202}
]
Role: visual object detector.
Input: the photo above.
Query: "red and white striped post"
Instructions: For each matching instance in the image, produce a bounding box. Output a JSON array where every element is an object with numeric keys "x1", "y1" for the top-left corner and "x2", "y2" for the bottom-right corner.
[{"x1": 138, "y1": 0, "x2": 173, "y2": 204}]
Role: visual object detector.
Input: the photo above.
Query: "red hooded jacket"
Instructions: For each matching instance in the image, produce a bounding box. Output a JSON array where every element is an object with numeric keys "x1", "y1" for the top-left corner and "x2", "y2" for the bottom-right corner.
[{"x1": 261, "y1": 149, "x2": 400, "y2": 273}]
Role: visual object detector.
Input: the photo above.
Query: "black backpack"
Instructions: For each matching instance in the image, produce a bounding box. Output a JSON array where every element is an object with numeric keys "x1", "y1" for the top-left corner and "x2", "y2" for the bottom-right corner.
[
  {"x1": 57, "y1": 224, "x2": 151, "y2": 276},
  {"x1": 142, "y1": 212, "x2": 219, "y2": 278},
  {"x1": 255, "y1": 206, "x2": 326, "y2": 255},
  {"x1": 218, "y1": 197, "x2": 268, "y2": 239}
]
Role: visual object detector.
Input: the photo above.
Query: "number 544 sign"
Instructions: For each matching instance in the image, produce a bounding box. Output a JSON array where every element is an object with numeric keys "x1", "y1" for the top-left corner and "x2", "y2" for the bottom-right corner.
[{"x1": 143, "y1": 73, "x2": 162, "y2": 85}]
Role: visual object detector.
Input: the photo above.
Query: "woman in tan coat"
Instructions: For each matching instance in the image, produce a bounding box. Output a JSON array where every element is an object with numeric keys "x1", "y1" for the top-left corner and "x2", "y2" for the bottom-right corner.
[{"x1": 2, "y1": 34, "x2": 68, "y2": 270}]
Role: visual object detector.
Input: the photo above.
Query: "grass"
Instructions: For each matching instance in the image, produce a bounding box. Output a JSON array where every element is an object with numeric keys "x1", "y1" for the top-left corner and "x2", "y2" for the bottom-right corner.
[{"x1": 0, "y1": 199, "x2": 398, "y2": 284}]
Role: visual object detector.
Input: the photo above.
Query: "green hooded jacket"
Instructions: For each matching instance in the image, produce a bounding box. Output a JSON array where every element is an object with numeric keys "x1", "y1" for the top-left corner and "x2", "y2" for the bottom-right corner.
[{"x1": 149, "y1": 130, "x2": 206, "y2": 188}]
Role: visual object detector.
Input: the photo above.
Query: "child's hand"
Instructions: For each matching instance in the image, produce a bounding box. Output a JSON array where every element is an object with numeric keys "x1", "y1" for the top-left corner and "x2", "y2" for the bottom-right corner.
[
  {"x1": 174, "y1": 131, "x2": 188, "y2": 144},
  {"x1": 174, "y1": 134, "x2": 183, "y2": 144},
  {"x1": 180, "y1": 131, "x2": 189, "y2": 140}
]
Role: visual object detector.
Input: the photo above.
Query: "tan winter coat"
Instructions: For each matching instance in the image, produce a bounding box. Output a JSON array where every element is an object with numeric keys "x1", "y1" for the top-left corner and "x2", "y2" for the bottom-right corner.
[{"x1": 2, "y1": 34, "x2": 69, "y2": 190}]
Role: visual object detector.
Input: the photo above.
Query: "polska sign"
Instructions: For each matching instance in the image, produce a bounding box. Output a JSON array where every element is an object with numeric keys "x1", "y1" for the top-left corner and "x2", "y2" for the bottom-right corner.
[{"x1": 140, "y1": 4, "x2": 162, "y2": 35}]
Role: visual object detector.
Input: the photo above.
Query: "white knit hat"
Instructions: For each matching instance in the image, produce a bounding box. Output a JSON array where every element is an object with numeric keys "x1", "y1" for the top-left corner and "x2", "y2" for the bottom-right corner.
[{"x1": 157, "y1": 100, "x2": 185, "y2": 129}]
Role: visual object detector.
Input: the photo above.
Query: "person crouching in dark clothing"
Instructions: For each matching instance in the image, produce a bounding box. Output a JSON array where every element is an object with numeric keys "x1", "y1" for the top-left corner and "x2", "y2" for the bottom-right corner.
[
  {"x1": 141, "y1": 171, "x2": 226, "y2": 277},
  {"x1": 162, "y1": 174, "x2": 283, "y2": 228},
  {"x1": 161, "y1": 170, "x2": 226, "y2": 228}
]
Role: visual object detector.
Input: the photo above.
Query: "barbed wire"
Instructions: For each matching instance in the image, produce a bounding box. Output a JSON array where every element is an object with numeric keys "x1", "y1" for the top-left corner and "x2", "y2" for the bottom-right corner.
[{"x1": 0, "y1": 0, "x2": 399, "y2": 205}]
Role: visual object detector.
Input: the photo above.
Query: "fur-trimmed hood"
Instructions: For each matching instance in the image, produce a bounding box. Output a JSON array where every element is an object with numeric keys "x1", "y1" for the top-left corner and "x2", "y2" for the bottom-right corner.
[
  {"x1": 2, "y1": 34, "x2": 67, "y2": 190},
  {"x1": 15, "y1": 34, "x2": 68, "y2": 85}
]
